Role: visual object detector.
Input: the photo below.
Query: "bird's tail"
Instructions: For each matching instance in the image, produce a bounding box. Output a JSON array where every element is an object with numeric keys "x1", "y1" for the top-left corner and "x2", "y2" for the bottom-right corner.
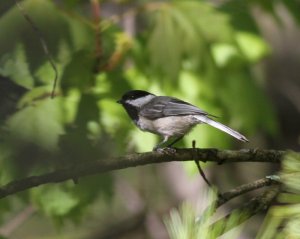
[{"x1": 194, "y1": 115, "x2": 249, "y2": 142}]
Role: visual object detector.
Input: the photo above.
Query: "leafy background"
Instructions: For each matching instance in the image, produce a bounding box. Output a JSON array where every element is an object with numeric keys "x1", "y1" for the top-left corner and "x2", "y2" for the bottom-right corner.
[{"x1": 0, "y1": 0, "x2": 299, "y2": 238}]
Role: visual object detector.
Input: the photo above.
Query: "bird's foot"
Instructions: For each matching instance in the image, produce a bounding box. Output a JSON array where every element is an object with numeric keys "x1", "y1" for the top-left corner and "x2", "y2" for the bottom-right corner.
[{"x1": 153, "y1": 147, "x2": 177, "y2": 154}]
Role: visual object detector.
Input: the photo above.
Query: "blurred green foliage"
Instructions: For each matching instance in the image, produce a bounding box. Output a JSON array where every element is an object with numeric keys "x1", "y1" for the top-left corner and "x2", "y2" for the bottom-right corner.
[
  {"x1": 164, "y1": 188, "x2": 243, "y2": 239},
  {"x1": 257, "y1": 152, "x2": 300, "y2": 239},
  {"x1": 0, "y1": 0, "x2": 296, "y2": 233},
  {"x1": 166, "y1": 151, "x2": 300, "y2": 239}
]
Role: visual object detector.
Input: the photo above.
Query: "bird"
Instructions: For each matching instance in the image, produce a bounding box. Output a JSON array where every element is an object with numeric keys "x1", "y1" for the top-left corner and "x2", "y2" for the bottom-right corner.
[{"x1": 117, "y1": 90, "x2": 248, "y2": 151}]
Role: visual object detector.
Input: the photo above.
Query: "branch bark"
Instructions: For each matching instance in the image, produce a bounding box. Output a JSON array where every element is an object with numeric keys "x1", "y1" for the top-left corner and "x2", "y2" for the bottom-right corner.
[{"x1": 0, "y1": 148, "x2": 285, "y2": 199}]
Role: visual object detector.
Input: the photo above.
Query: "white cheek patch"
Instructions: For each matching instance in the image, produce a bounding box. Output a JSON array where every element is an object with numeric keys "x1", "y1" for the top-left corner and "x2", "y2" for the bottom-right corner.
[{"x1": 127, "y1": 95, "x2": 155, "y2": 107}]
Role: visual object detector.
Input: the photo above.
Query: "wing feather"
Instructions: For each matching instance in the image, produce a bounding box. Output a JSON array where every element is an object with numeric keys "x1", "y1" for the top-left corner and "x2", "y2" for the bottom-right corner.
[{"x1": 140, "y1": 96, "x2": 209, "y2": 119}]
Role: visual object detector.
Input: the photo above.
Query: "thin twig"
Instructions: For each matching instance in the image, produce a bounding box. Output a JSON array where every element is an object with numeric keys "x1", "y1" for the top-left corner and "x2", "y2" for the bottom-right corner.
[
  {"x1": 193, "y1": 140, "x2": 212, "y2": 187},
  {"x1": 0, "y1": 149, "x2": 285, "y2": 199},
  {"x1": 217, "y1": 177, "x2": 280, "y2": 207},
  {"x1": 15, "y1": 0, "x2": 58, "y2": 98},
  {"x1": 0, "y1": 205, "x2": 35, "y2": 237}
]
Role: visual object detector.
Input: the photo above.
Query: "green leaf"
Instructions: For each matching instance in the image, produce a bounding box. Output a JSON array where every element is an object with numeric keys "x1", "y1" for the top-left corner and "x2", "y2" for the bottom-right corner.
[
  {"x1": 219, "y1": 1, "x2": 258, "y2": 32},
  {"x1": 65, "y1": 175, "x2": 113, "y2": 221},
  {"x1": 31, "y1": 176, "x2": 113, "y2": 221},
  {"x1": 58, "y1": 93, "x2": 104, "y2": 165},
  {"x1": 219, "y1": 73, "x2": 277, "y2": 135},
  {"x1": 125, "y1": 67, "x2": 155, "y2": 89},
  {"x1": 0, "y1": 0, "x2": 66, "y2": 68},
  {"x1": 6, "y1": 97, "x2": 64, "y2": 151},
  {"x1": 211, "y1": 43, "x2": 241, "y2": 67},
  {"x1": 31, "y1": 184, "x2": 79, "y2": 218},
  {"x1": 178, "y1": 71, "x2": 201, "y2": 100},
  {"x1": 147, "y1": 1, "x2": 234, "y2": 80},
  {"x1": 0, "y1": 43, "x2": 34, "y2": 89},
  {"x1": 130, "y1": 129, "x2": 157, "y2": 152},
  {"x1": 60, "y1": 50, "x2": 95, "y2": 91},
  {"x1": 174, "y1": 1, "x2": 233, "y2": 42},
  {"x1": 235, "y1": 32, "x2": 270, "y2": 62},
  {"x1": 98, "y1": 98, "x2": 123, "y2": 135},
  {"x1": 148, "y1": 5, "x2": 182, "y2": 79},
  {"x1": 17, "y1": 86, "x2": 53, "y2": 108},
  {"x1": 186, "y1": 124, "x2": 232, "y2": 149},
  {"x1": 0, "y1": 0, "x2": 95, "y2": 89},
  {"x1": 0, "y1": 144, "x2": 16, "y2": 184}
]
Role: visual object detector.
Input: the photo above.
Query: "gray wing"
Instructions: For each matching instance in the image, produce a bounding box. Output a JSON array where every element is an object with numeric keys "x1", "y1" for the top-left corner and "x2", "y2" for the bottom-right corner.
[{"x1": 140, "y1": 96, "x2": 210, "y2": 119}]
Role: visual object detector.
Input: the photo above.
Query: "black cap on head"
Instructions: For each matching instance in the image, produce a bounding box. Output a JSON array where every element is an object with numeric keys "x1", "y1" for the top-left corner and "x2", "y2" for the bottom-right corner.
[{"x1": 117, "y1": 90, "x2": 154, "y2": 104}]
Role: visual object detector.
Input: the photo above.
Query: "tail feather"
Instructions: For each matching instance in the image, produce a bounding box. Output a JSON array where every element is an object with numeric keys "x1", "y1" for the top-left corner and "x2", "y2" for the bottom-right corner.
[{"x1": 194, "y1": 116, "x2": 249, "y2": 142}]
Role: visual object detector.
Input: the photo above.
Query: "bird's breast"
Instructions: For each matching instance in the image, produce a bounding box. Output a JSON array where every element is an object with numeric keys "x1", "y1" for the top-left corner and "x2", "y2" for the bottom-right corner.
[{"x1": 136, "y1": 115, "x2": 199, "y2": 137}]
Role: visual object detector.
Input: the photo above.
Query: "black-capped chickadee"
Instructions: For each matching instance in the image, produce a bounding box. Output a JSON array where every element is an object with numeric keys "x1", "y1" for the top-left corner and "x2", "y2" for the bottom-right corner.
[{"x1": 117, "y1": 90, "x2": 248, "y2": 151}]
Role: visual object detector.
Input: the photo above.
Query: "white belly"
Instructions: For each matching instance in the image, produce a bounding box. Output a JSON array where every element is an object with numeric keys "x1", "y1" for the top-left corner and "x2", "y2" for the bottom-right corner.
[{"x1": 136, "y1": 115, "x2": 199, "y2": 137}]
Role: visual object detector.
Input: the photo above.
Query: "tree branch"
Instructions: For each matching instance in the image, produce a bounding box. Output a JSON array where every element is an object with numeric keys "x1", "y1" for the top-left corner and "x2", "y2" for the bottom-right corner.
[
  {"x1": 210, "y1": 185, "x2": 281, "y2": 236},
  {"x1": 0, "y1": 149, "x2": 285, "y2": 199},
  {"x1": 217, "y1": 177, "x2": 280, "y2": 207}
]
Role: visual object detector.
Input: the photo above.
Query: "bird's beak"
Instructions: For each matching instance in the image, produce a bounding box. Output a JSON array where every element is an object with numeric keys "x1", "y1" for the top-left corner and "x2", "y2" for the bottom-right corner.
[{"x1": 116, "y1": 99, "x2": 122, "y2": 104}]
